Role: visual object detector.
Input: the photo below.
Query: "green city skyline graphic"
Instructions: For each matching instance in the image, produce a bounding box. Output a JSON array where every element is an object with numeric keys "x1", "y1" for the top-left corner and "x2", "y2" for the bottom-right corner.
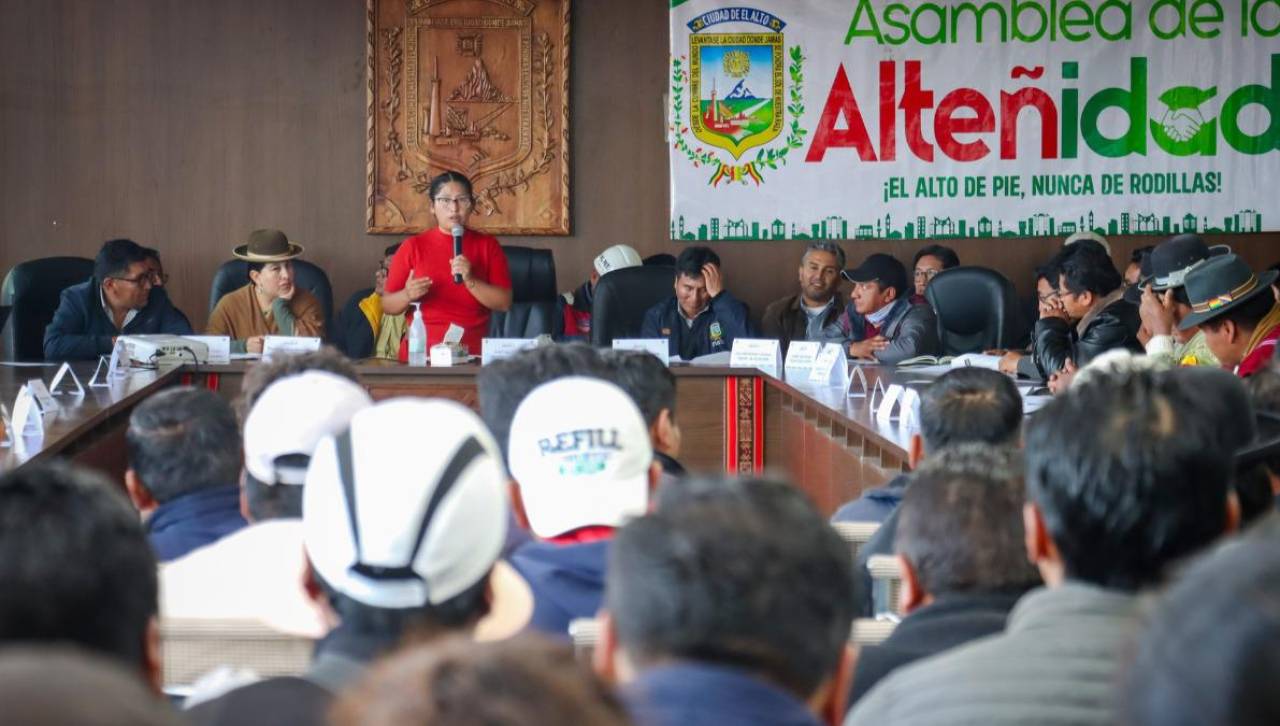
[{"x1": 670, "y1": 209, "x2": 1263, "y2": 241}]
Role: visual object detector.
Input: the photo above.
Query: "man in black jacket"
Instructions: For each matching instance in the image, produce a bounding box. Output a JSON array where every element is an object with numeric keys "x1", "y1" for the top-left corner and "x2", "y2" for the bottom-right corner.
[
  {"x1": 849, "y1": 444, "x2": 1041, "y2": 704},
  {"x1": 1031, "y1": 240, "x2": 1141, "y2": 385},
  {"x1": 640, "y1": 247, "x2": 752, "y2": 360}
]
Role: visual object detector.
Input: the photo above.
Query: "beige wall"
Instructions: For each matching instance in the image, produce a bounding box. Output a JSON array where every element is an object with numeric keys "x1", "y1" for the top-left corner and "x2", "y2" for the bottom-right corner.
[{"x1": 2, "y1": 0, "x2": 1276, "y2": 332}]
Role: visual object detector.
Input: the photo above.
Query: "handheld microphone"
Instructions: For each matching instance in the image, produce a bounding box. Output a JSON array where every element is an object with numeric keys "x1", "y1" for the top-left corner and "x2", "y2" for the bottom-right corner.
[{"x1": 451, "y1": 224, "x2": 464, "y2": 284}]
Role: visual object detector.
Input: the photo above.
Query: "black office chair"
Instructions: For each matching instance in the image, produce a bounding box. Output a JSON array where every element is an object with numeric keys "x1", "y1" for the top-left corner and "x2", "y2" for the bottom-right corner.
[
  {"x1": 924, "y1": 266, "x2": 1019, "y2": 355},
  {"x1": 1, "y1": 256, "x2": 95, "y2": 361},
  {"x1": 489, "y1": 246, "x2": 559, "y2": 338},
  {"x1": 208, "y1": 259, "x2": 334, "y2": 340},
  {"x1": 590, "y1": 266, "x2": 676, "y2": 347}
]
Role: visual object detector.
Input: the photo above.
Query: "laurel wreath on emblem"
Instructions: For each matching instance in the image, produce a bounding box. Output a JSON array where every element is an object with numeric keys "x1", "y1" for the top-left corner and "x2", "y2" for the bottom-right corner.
[{"x1": 670, "y1": 46, "x2": 806, "y2": 186}]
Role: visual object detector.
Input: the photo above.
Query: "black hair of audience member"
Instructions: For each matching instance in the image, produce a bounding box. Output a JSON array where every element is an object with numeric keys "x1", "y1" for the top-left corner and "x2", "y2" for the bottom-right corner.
[
  {"x1": 242, "y1": 453, "x2": 307, "y2": 521},
  {"x1": 896, "y1": 444, "x2": 1041, "y2": 598},
  {"x1": 602, "y1": 349, "x2": 676, "y2": 427},
  {"x1": 236, "y1": 346, "x2": 359, "y2": 420},
  {"x1": 1247, "y1": 367, "x2": 1280, "y2": 481},
  {"x1": 384, "y1": 242, "x2": 402, "y2": 257},
  {"x1": 1124, "y1": 523, "x2": 1280, "y2": 726},
  {"x1": 1054, "y1": 240, "x2": 1123, "y2": 297},
  {"x1": 315, "y1": 571, "x2": 491, "y2": 645},
  {"x1": 477, "y1": 342, "x2": 611, "y2": 463},
  {"x1": 93, "y1": 238, "x2": 151, "y2": 283},
  {"x1": 126, "y1": 386, "x2": 241, "y2": 504},
  {"x1": 1200, "y1": 289, "x2": 1276, "y2": 334},
  {"x1": 0, "y1": 463, "x2": 158, "y2": 677},
  {"x1": 1129, "y1": 245, "x2": 1155, "y2": 266},
  {"x1": 607, "y1": 477, "x2": 856, "y2": 699},
  {"x1": 1033, "y1": 263, "x2": 1058, "y2": 286},
  {"x1": 643, "y1": 253, "x2": 677, "y2": 267},
  {"x1": 912, "y1": 244, "x2": 959, "y2": 270},
  {"x1": 332, "y1": 634, "x2": 633, "y2": 726},
  {"x1": 919, "y1": 367, "x2": 1022, "y2": 452},
  {"x1": 428, "y1": 170, "x2": 474, "y2": 200},
  {"x1": 674, "y1": 246, "x2": 721, "y2": 279},
  {"x1": 1025, "y1": 370, "x2": 1234, "y2": 591},
  {"x1": 0, "y1": 647, "x2": 181, "y2": 726}
]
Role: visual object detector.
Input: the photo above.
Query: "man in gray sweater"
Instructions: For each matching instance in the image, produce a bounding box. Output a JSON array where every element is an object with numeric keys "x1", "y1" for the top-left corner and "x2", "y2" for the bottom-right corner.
[{"x1": 847, "y1": 367, "x2": 1242, "y2": 726}]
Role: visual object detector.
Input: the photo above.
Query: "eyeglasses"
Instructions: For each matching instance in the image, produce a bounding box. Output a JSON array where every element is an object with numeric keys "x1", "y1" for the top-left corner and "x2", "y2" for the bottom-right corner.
[
  {"x1": 913, "y1": 268, "x2": 941, "y2": 281},
  {"x1": 1037, "y1": 291, "x2": 1061, "y2": 303},
  {"x1": 110, "y1": 274, "x2": 153, "y2": 287},
  {"x1": 434, "y1": 196, "x2": 473, "y2": 209}
]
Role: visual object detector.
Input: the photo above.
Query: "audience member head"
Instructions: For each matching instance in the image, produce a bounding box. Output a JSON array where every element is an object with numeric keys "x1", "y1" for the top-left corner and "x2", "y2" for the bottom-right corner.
[
  {"x1": 236, "y1": 346, "x2": 359, "y2": 420},
  {"x1": 843, "y1": 253, "x2": 909, "y2": 316},
  {"x1": 0, "y1": 647, "x2": 181, "y2": 725},
  {"x1": 1125, "y1": 525, "x2": 1280, "y2": 726},
  {"x1": 591, "y1": 244, "x2": 643, "y2": 286},
  {"x1": 600, "y1": 478, "x2": 856, "y2": 723},
  {"x1": 304, "y1": 398, "x2": 510, "y2": 642},
  {"x1": 376, "y1": 242, "x2": 402, "y2": 296},
  {"x1": 895, "y1": 444, "x2": 1041, "y2": 613},
  {"x1": 1053, "y1": 240, "x2": 1123, "y2": 322},
  {"x1": 1180, "y1": 254, "x2": 1280, "y2": 369},
  {"x1": 1023, "y1": 370, "x2": 1237, "y2": 591},
  {"x1": 507, "y1": 377, "x2": 658, "y2": 539},
  {"x1": 1245, "y1": 367, "x2": 1280, "y2": 492},
  {"x1": 1125, "y1": 245, "x2": 1154, "y2": 287},
  {"x1": 673, "y1": 246, "x2": 722, "y2": 318},
  {"x1": 603, "y1": 349, "x2": 681, "y2": 458},
  {"x1": 913, "y1": 367, "x2": 1022, "y2": 468},
  {"x1": 0, "y1": 463, "x2": 160, "y2": 689},
  {"x1": 241, "y1": 371, "x2": 372, "y2": 522},
  {"x1": 798, "y1": 241, "x2": 846, "y2": 305},
  {"x1": 125, "y1": 387, "x2": 241, "y2": 514},
  {"x1": 94, "y1": 238, "x2": 154, "y2": 312},
  {"x1": 912, "y1": 244, "x2": 959, "y2": 297},
  {"x1": 643, "y1": 253, "x2": 676, "y2": 268},
  {"x1": 333, "y1": 635, "x2": 633, "y2": 726},
  {"x1": 477, "y1": 342, "x2": 610, "y2": 464}
]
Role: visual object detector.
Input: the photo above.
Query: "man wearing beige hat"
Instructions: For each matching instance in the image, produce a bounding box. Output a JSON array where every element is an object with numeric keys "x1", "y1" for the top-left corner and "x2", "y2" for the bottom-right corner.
[{"x1": 207, "y1": 229, "x2": 325, "y2": 353}]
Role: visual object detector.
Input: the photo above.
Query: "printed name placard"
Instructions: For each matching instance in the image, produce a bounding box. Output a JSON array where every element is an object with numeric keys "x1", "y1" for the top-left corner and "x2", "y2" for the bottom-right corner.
[
  {"x1": 262, "y1": 336, "x2": 322, "y2": 361},
  {"x1": 809, "y1": 343, "x2": 849, "y2": 386},
  {"x1": 784, "y1": 341, "x2": 821, "y2": 371},
  {"x1": 481, "y1": 338, "x2": 538, "y2": 365},
  {"x1": 729, "y1": 339, "x2": 782, "y2": 376},
  {"x1": 612, "y1": 339, "x2": 671, "y2": 366}
]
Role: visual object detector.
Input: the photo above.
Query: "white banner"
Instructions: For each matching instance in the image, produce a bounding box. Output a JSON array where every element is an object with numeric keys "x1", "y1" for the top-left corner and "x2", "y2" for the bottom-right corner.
[{"x1": 669, "y1": 1, "x2": 1279, "y2": 241}]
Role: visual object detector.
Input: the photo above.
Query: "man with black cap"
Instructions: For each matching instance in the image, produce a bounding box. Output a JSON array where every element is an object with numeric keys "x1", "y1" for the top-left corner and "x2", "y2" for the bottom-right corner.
[
  {"x1": 1135, "y1": 234, "x2": 1224, "y2": 368},
  {"x1": 833, "y1": 253, "x2": 938, "y2": 364},
  {"x1": 1179, "y1": 254, "x2": 1280, "y2": 378}
]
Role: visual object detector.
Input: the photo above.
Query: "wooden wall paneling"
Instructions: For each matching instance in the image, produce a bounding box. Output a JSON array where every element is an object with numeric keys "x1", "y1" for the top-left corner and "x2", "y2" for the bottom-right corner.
[{"x1": 673, "y1": 374, "x2": 724, "y2": 474}]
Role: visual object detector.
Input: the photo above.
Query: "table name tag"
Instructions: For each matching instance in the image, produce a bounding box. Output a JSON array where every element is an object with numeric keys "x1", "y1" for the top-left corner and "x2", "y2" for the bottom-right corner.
[
  {"x1": 481, "y1": 338, "x2": 538, "y2": 365},
  {"x1": 11, "y1": 385, "x2": 43, "y2": 437},
  {"x1": 899, "y1": 386, "x2": 922, "y2": 428},
  {"x1": 847, "y1": 364, "x2": 870, "y2": 397},
  {"x1": 26, "y1": 379, "x2": 58, "y2": 414},
  {"x1": 784, "y1": 341, "x2": 821, "y2": 371},
  {"x1": 808, "y1": 343, "x2": 848, "y2": 386},
  {"x1": 612, "y1": 339, "x2": 670, "y2": 366},
  {"x1": 48, "y1": 362, "x2": 85, "y2": 397},
  {"x1": 262, "y1": 336, "x2": 322, "y2": 361},
  {"x1": 730, "y1": 339, "x2": 782, "y2": 377},
  {"x1": 875, "y1": 383, "x2": 905, "y2": 424}
]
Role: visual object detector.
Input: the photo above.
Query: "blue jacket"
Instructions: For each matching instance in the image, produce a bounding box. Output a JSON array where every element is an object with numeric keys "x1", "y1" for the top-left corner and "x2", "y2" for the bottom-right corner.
[
  {"x1": 44, "y1": 278, "x2": 193, "y2": 361},
  {"x1": 508, "y1": 539, "x2": 609, "y2": 637},
  {"x1": 147, "y1": 486, "x2": 247, "y2": 563},
  {"x1": 830, "y1": 473, "x2": 910, "y2": 525},
  {"x1": 640, "y1": 291, "x2": 753, "y2": 360},
  {"x1": 624, "y1": 662, "x2": 823, "y2": 726},
  {"x1": 833, "y1": 297, "x2": 939, "y2": 365}
]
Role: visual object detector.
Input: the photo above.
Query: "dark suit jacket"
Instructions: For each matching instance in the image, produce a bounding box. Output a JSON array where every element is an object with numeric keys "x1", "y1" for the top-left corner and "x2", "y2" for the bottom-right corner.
[{"x1": 43, "y1": 278, "x2": 193, "y2": 360}]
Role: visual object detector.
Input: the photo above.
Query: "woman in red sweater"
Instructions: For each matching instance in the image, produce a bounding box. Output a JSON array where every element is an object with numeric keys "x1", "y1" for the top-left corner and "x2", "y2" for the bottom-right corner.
[{"x1": 381, "y1": 171, "x2": 513, "y2": 352}]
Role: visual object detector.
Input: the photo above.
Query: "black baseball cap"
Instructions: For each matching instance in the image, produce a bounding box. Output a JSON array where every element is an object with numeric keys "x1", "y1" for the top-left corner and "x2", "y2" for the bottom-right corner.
[{"x1": 842, "y1": 253, "x2": 909, "y2": 298}]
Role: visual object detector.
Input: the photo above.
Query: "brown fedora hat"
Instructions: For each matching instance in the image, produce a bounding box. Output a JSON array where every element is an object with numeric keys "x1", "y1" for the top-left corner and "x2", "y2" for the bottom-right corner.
[{"x1": 233, "y1": 228, "x2": 304, "y2": 262}]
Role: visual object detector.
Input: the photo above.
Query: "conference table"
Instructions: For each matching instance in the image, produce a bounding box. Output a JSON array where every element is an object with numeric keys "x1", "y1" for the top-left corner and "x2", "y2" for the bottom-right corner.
[{"x1": 0, "y1": 359, "x2": 922, "y2": 516}]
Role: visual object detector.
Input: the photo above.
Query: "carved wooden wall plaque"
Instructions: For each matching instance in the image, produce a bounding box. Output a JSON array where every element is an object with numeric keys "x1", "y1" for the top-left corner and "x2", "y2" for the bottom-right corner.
[{"x1": 367, "y1": 0, "x2": 570, "y2": 234}]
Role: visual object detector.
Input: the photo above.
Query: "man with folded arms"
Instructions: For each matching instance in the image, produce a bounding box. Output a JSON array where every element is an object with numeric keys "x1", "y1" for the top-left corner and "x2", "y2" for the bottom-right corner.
[
  {"x1": 506, "y1": 376, "x2": 661, "y2": 637},
  {"x1": 847, "y1": 369, "x2": 1240, "y2": 725},
  {"x1": 835, "y1": 253, "x2": 938, "y2": 364},
  {"x1": 1179, "y1": 253, "x2": 1280, "y2": 378}
]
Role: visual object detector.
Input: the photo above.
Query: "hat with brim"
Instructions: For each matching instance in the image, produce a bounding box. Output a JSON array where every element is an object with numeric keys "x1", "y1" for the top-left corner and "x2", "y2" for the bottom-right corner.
[
  {"x1": 1178, "y1": 254, "x2": 1278, "y2": 331},
  {"x1": 234, "y1": 228, "x2": 304, "y2": 262},
  {"x1": 1140, "y1": 234, "x2": 1231, "y2": 292}
]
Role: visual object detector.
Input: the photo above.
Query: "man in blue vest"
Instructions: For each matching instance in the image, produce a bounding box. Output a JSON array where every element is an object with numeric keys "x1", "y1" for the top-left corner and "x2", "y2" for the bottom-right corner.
[{"x1": 640, "y1": 246, "x2": 752, "y2": 360}]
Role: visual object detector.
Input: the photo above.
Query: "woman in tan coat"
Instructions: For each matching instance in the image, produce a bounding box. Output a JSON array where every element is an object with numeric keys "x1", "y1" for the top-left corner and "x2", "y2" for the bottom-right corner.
[{"x1": 208, "y1": 229, "x2": 325, "y2": 353}]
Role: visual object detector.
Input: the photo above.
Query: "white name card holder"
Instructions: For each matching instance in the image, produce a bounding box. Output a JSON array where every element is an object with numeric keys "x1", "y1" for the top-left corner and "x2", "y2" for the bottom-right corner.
[
  {"x1": 481, "y1": 338, "x2": 538, "y2": 365},
  {"x1": 808, "y1": 343, "x2": 848, "y2": 386},
  {"x1": 11, "y1": 386, "x2": 44, "y2": 437},
  {"x1": 867, "y1": 374, "x2": 890, "y2": 410},
  {"x1": 26, "y1": 379, "x2": 59, "y2": 414},
  {"x1": 612, "y1": 339, "x2": 671, "y2": 366},
  {"x1": 262, "y1": 336, "x2": 322, "y2": 361},
  {"x1": 89, "y1": 340, "x2": 126, "y2": 388},
  {"x1": 729, "y1": 339, "x2": 783, "y2": 378},
  {"x1": 898, "y1": 386, "x2": 922, "y2": 429},
  {"x1": 875, "y1": 383, "x2": 906, "y2": 424},
  {"x1": 48, "y1": 362, "x2": 85, "y2": 397},
  {"x1": 784, "y1": 341, "x2": 821, "y2": 374},
  {"x1": 847, "y1": 364, "x2": 871, "y2": 398},
  {"x1": 182, "y1": 336, "x2": 232, "y2": 365}
]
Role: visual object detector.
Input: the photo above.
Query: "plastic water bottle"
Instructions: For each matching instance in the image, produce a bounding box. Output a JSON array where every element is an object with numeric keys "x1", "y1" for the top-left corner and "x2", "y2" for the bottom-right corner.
[{"x1": 407, "y1": 303, "x2": 427, "y2": 367}]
